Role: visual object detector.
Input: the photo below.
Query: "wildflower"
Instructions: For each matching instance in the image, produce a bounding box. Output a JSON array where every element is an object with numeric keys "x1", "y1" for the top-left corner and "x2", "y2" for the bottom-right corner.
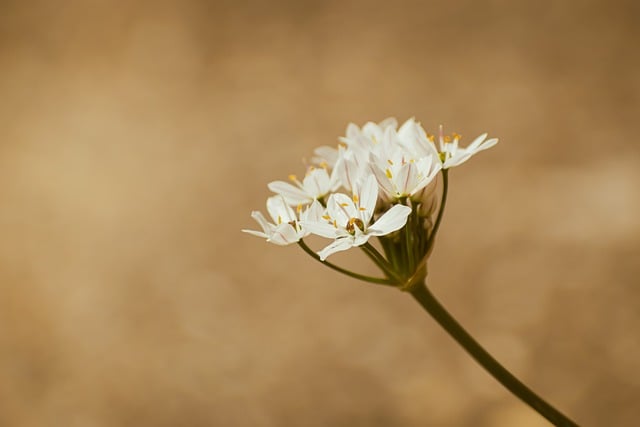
[
  {"x1": 436, "y1": 125, "x2": 499, "y2": 169},
  {"x1": 302, "y1": 175, "x2": 411, "y2": 260},
  {"x1": 268, "y1": 166, "x2": 337, "y2": 206},
  {"x1": 242, "y1": 196, "x2": 324, "y2": 245}
]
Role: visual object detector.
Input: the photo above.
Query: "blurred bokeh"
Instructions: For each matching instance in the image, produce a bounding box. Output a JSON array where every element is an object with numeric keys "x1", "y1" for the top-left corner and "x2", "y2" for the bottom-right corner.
[{"x1": 1, "y1": 0, "x2": 639, "y2": 426}]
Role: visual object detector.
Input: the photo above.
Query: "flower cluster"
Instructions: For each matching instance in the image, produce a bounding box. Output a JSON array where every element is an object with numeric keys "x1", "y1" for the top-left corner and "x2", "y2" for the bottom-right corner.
[{"x1": 243, "y1": 118, "x2": 498, "y2": 288}]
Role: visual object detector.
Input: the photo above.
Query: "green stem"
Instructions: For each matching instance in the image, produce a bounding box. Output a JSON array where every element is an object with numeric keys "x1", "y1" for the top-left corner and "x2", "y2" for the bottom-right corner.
[
  {"x1": 297, "y1": 240, "x2": 392, "y2": 285},
  {"x1": 410, "y1": 283, "x2": 579, "y2": 427},
  {"x1": 361, "y1": 242, "x2": 403, "y2": 284},
  {"x1": 425, "y1": 169, "x2": 449, "y2": 255}
]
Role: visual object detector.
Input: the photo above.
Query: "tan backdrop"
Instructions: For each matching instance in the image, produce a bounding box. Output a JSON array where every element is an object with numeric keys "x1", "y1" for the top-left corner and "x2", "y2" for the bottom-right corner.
[{"x1": 1, "y1": 0, "x2": 639, "y2": 426}]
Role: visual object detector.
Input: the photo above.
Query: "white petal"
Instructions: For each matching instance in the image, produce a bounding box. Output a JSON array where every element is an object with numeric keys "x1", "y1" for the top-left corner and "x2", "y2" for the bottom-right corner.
[
  {"x1": 317, "y1": 237, "x2": 355, "y2": 261},
  {"x1": 395, "y1": 162, "x2": 415, "y2": 196},
  {"x1": 302, "y1": 168, "x2": 331, "y2": 198},
  {"x1": 328, "y1": 193, "x2": 357, "y2": 225},
  {"x1": 301, "y1": 200, "x2": 325, "y2": 223},
  {"x1": 345, "y1": 123, "x2": 360, "y2": 139},
  {"x1": 397, "y1": 117, "x2": 416, "y2": 142},
  {"x1": 367, "y1": 204, "x2": 412, "y2": 236},
  {"x1": 241, "y1": 229, "x2": 269, "y2": 239},
  {"x1": 370, "y1": 161, "x2": 395, "y2": 199},
  {"x1": 378, "y1": 117, "x2": 398, "y2": 130},
  {"x1": 267, "y1": 181, "x2": 311, "y2": 205},
  {"x1": 409, "y1": 156, "x2": 441, "y2": 196},
  {"x1": 313, "y1": 145, "x2": 339, "y2": 166},
  {"x1": 266, "y1": 195, "x2": 297, "y2": 224},
  {"x1": 443, "y1": 151, "x2": 472, "y2": 168},
  {"x1": 334, "y1": 155, "x2": 360, "y2": 192},
  {"x1": 352, "y1": 229, "x2": 371, "y2": 247},
  {"x1": 477, "y1": 138, "x2": 499, "y2": 151},
  {"x1": 268, "y1": 223, "x2": 300, "y2": 245},
  {"x1": 357, "y1": 174, "x2": 378, "y2": 223},
  {"x1": 300, "y1": 220, "x2": 340, "y2": 239},
  {"x1": 249, "y1": 210, "x2": 272, "y2": 234},
  {"x1": 467, "y1": 133, "x2": 488, "y2": 150}
]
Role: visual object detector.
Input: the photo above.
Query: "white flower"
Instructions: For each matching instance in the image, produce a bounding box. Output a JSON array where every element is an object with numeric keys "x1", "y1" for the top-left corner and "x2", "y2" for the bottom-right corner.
[
  {"x1": 436, "y1": 125, "x2": 499, "y2": 169},
  {"x1": 368, "y1": 124, "x2": 442, "y2": 201},
  {"x1": 311, "y1": 145, "x2": 340, "y2": 168},
  {"x1": 243, "y1": 196, "x2": 324, "y2": 245},
  {"x1": 397, "y1": 118, "x2": 440, "y2": 160},
  {"x1": 268, "y1": 166, "x2": 338, "y2": 206},
  {"x1": 302, "y1": 175, "x2": 412, "y2": 260}
]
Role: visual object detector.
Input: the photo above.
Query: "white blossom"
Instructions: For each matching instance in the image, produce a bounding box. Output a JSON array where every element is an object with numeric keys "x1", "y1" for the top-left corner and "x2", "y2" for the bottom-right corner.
[
  {"x1": 242, "y1": 196, "x2": 324, "y2": 245},
  {"x1": 301, "y1": 175, "x2": 411, "y2": 260},
  {"x1": 268, "y1": 166, "x2": 338, "y2": 206},
  {"x1": 436, "y1": 125, "x2": 499, "y2": 169}
]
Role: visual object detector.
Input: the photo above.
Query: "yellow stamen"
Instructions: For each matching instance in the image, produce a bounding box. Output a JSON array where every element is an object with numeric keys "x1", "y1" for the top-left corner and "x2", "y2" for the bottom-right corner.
[
  {"x1": 427, "y1": 134, "x2": 435, "y2": 142},
  {"x1": 387, "y1": 159, "x2": 394, "y2": 165},
  {"x1": 385, "y1": 169, "x2": 393, "y2": 179},
  {"x1": 322, "y1": 215, "x2": 331, "y2": 220},
  {"x1": 277, "y1": 215, "x2": 282, "y2": 224},
  {"x1": 359, "y1": 207, "x2": 366, "y2": 211},
  {"x1": 296, "y1": 204, "x2": 303, "y2": 213},
  {"x1": 340, "y1": 203, "x2": 349, "y2": 207},
  {"x1": 319, "y1": 161, "x2": 328, "y2": 169},
  {"x1": 288, "y1": 174, "x2": 297, "y2": 182},
  {"x1": 333, "y1": 219, "x2": 338, "y2": 228},
  {"x1": 352, "y1": 194, "x2": 359, "y2": 203}
]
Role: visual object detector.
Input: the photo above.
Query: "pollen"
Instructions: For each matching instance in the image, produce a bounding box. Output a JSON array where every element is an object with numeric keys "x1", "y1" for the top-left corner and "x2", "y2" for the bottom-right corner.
[
  {"x1": 427, "y1": 134, "x2": 435, "y2": 142},
  {"x1": 288, "y1": 174, "x2": 298, "y2": 182},
  {"x1": 333, "y1": 219, "x2": 338, "y2": 228},
  {"x1": 352, "y1": 194, "x2": 359, "y2": 203},
  {"x1": 387, "y1": 159, "x2": 394, "y2": 165},
  {"x1": 319, "y1": 161, "x2": 328, "y2": 169},
  {"x1": 340, "y1": 203, "x2": 349, "y2": 207},
  {"x1": 277, "y1": 215, "x2": 282, "y2": 224},
  {"x1": 385, "y1": 168, "x2": 393, "y2": 179},
  {"x1": 359, "y1": 207, "x2": 366, "y2": 211},
  {"x1": 452, "y1": 132, "x2": 461, "y2": 140},
  {"x1": 443, "y1": 135, "x2": 452, "y2": 143},
  {"x1": 296, "y1": 204, "x2": 303, "y2": 213},
  {"x1": 322, "y1": 215, "x2": 331, "y2": 220},
  {"x1": 346, "y1": 217, "x2": 365, "y2": 234}
]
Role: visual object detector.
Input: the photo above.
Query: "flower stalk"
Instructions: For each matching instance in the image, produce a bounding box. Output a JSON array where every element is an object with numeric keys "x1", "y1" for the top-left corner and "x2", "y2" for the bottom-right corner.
[
  {"x1": 244, "y1": 117, "x2": 579, "y2": 425},
  {"x1": 410, "y1": 283, "x2": 579, "y2": 427}
]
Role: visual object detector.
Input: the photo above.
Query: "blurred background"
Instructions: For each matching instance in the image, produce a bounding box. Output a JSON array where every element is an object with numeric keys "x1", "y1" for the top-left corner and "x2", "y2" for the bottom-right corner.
[{"x1": 1, "y1": 0, "x2": 639, "y2": 426}]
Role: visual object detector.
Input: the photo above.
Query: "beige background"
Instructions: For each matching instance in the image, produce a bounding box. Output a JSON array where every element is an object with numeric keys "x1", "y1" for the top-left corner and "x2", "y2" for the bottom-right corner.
[{"x1": 1, "y1": 1, "x2": 639, "y2": 426}]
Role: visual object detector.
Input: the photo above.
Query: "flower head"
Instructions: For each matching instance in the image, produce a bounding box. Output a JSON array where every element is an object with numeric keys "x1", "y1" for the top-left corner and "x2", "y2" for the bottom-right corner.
[
  {"x1": 302, "y1": 175, "x2": 411, "y2": 260},
  {"x1": 435, "y1": 125, "x2": 499, "y2": 169},
  {"x1": 268, "y1": 166, "x2": 338, "y2": 206},
  {"x1": 242, "y1": 196, "x2": 324, "y2": 245},
  {"x1": 244, "y1": 117, "x2": 498, "y2": 284}
]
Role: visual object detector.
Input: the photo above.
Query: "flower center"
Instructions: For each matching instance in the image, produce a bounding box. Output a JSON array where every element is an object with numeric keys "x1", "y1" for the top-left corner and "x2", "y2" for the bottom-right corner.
[{"x1": 346, "y1": 217, "x2": 365, "y2": 234}]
